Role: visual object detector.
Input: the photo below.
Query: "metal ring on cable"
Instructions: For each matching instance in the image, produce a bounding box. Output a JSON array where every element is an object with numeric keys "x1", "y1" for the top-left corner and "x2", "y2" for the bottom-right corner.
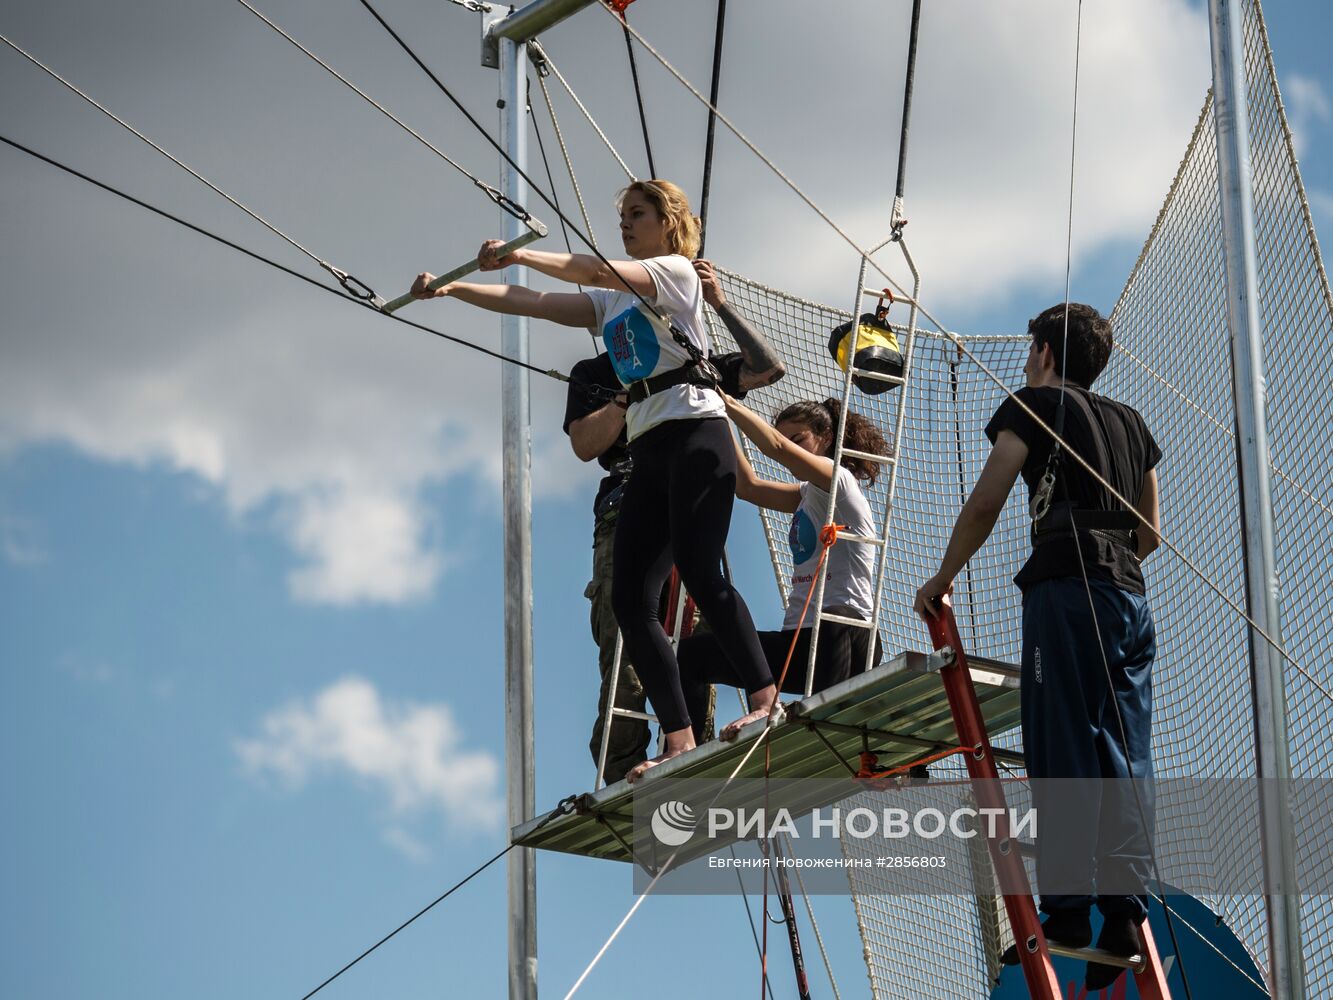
[
  {"x1": 320, "y1": 261, "x2": 379, "y2": 302},
  {"x1": 479, "y1": 183, "x2": 533, "y2": 222}
]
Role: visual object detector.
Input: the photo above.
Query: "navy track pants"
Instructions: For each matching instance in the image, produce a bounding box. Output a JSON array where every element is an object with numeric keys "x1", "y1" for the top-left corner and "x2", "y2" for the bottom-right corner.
[{"x1": 1022, "y1": 576, "x2": 1156, "y2": 921}]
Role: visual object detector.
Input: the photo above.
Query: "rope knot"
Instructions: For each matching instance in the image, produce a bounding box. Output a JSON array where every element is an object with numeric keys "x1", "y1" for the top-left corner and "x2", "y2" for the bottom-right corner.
[{"x1": 820, "y1": 523, "x2": 844, "y2": 548}]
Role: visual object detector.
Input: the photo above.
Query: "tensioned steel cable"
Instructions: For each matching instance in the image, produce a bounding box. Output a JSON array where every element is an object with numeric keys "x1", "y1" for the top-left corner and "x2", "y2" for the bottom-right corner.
[
  {"x1": 617, "y1": 8, "x2": 657, "y2": 178},
  {"x1": 697, "y1": 0, "x2": 727, "y2": 258},
  {"x1": 0, "y1": 134, "x2": 570, "y2": 389}
]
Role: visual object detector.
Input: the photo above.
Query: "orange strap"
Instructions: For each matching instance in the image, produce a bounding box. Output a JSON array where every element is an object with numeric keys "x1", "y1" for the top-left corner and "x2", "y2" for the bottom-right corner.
[
  {"x1": 770, "y1": 523, "x2": 844, "y2": 696},
  {"x1": 855, "y1": 745, "x2": 968, "y2": 789}
]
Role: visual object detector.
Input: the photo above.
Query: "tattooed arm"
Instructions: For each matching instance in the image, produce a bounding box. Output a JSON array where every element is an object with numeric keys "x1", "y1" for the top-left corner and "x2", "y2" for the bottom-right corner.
[{"x1": 694, "y1": 259, "x2": 786, "y2": 390}]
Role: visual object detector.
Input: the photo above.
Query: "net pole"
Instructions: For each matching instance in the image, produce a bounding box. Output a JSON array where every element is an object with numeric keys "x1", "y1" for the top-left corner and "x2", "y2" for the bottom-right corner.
[
  {"x1": 496, "y1": 25, "x2": 539, "y2": 1000},
  {"x1": 1207, "y1": 2, "x2": 1306, "y2": 995}
]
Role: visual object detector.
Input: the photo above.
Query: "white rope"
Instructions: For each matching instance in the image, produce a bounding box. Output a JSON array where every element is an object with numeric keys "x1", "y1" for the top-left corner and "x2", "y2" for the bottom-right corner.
[
  {"x1": 561, "y1": 724, "x2": 777, "y2": 999},
  {"x1": 0, "y1": 32, "x2": 325, "y2": 267},
  {"x1": 782, "y1": 833, "x2": 842, "y2": 1000},
  {"x1": 539, "y1": 45, "x2": 636, "y2": 181},
  {"x1": 533, "y1": 60, "x2": 598, "y2": 251}
]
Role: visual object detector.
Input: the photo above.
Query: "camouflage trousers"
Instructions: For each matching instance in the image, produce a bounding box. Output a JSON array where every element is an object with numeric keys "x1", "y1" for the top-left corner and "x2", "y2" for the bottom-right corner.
[{"x1": 586, "y1": 514, "x2": 714, "y2": 783}]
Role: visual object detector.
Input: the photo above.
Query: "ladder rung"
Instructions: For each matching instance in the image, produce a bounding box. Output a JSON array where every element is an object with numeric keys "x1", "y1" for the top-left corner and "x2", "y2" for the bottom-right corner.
[
  {"x1": 1046, "y1": 942, "x2": 1146, "y2": 972},
  {"x1": 840, "y1": 447, "x2": 896, "y2": 465},
  {"x1": 611, "y1": 707, "x2": 657, "y2": 722},
  {"x1": 818, "y1": 611, "x2": 876, "y2": 628},
  {"x1": 849, "y1": 367, "x2": 905, "y2": 386},
  {"x1": 837, "y1": 532, "x2": 885, "y2": 547}
]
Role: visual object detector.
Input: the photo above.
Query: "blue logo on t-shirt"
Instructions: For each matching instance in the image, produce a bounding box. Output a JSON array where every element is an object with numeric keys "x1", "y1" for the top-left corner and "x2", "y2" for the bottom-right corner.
[
  {"x1": 603, "y1": 307, "x2": 661, "y2": 383},
  {"x1": 789, "y1": 509, "x2": 818, "y2": 564}
]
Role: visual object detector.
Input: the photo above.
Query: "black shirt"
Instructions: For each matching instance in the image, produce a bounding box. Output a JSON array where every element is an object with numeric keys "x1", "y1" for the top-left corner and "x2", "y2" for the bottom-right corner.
[
  {"x1": 985, "y1": 385, "x2": 1161, "y2": 595},
  {"x1": 563, "y1": 351, "x2": 750, "y2": 517},
  {"x1": 563, "y1": 354, "x2": 633, "y2": 515}
]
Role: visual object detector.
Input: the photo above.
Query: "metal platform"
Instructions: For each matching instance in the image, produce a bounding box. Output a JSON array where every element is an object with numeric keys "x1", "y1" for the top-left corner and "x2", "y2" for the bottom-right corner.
[{"x1": 511, "y1": 649, "x2": 1022, "y2": 866}]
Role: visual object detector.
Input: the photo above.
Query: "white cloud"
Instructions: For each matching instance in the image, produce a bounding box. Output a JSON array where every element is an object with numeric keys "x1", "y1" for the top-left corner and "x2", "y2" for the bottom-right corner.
[
  {"x1": 236, "y1": 677, "x2": 503, "y2": 834},
  {"x1": 1284, "y1": 73, "x2": 1331, "y2": 156},
  {"x1": 285, "y1": 486, "x2": 442, "y2": 606}
]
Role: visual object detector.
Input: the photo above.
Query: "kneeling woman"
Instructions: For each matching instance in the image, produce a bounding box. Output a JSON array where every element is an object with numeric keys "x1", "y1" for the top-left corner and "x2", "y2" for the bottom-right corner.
[
  {"x1": 411, "y1": 180, "x2": 783, "y2": 781},
  {"x1": 678, "y1": 396, "x2": 887, "y2": 742}
]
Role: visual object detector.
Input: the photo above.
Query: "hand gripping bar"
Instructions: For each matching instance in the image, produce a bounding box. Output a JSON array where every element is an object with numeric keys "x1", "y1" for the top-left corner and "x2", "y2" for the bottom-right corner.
[{"x1": 378, "y1": 218, "x2": 548, "y2": 314}]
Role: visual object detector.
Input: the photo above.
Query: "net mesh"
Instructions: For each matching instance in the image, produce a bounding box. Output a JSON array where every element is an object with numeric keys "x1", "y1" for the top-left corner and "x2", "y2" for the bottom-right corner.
[{"x1": 704, "y1": 0, "x2": 1332, "y2": 992}]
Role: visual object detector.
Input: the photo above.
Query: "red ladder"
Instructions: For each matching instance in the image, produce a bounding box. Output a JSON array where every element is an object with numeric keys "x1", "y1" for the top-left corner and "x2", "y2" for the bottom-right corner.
[{"x1": 921, "y1": 596, "x2": 1172, "y2": 999}]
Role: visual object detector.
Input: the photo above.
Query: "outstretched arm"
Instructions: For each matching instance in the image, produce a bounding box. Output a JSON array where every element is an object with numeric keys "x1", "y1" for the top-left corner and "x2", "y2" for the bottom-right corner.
[
  {"x1": 695, "y1": 259, "x2": 786, "y2": 390},
  {"x1": 914, "y1": 430, "x2": 1027, "y2": 617},
  {"x1": 723, "y1": 393, "x2": 835, "y2": 492},
  {"x1": 410, "y1": 272, "x2": 595, "y2": 328},
  {"x1": 477, "y1": 241, "x2": 657, "y2": 299}
]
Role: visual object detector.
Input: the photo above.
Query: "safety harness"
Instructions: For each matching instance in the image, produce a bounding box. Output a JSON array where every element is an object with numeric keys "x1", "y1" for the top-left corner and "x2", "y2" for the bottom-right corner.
[
  {"x1": 1029, "y1": 388, "x2": 1139, "y2": 551},
  {"x1": 625, "y1": 320, "x2": 722, "y2": 404}
]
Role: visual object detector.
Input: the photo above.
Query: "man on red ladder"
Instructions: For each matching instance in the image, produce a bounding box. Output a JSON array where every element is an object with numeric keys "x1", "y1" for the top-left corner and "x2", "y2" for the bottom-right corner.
[
  {"x1": 914, "y1": 303, "x2": 1162, "y2": 992},
  {"x1": 563, "y1": 260, "x2": 782, "y2": 782}
]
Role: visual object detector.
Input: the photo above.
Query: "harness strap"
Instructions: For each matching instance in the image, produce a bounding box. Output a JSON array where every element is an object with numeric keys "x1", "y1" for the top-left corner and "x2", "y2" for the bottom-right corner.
[
  {"x1": 626, "y1": 358, "x2": 720, "y2": 403},
  {"x1": 1033, "y1": 501, "x2": 1138, "y2": 550}
]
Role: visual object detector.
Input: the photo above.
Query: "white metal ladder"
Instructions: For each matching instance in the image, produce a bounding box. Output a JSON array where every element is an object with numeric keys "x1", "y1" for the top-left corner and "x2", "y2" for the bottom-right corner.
[{"x1": 803, "y1": 237, "x2": 924, "y2": 695}]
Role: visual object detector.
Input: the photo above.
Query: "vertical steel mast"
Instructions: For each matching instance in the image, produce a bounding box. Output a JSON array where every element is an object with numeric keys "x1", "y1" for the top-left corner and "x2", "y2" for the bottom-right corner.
[
  {"x1": 1207, "y1": 2, "x2": 1306, "y2": 996},
  {"x1": 484, "y1": 3, "x2": 600, "y2": 997}
]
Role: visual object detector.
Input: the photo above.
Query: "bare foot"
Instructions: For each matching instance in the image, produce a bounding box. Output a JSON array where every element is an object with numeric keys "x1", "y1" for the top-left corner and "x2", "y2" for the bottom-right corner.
[
  {"x1": 720, "y1": 703, "x2": 785, "y2": 742},
  {"x1": 625, "y1": 746, "x2": 692, "y2": 784}
]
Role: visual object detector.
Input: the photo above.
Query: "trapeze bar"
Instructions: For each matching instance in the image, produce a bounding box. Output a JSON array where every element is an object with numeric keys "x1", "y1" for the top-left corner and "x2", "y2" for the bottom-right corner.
[{"x1": 378, "y1": 220, "x2": 549, "y2": 314}]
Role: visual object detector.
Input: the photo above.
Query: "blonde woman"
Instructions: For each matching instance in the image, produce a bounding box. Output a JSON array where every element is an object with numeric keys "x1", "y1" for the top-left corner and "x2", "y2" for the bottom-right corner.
[{"x1": 411, "y1": 180, "x2": 784, "y2": 781}]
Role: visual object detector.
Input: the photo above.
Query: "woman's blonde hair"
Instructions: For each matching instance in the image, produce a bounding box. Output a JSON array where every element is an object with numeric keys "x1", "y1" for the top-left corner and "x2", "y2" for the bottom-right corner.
[{"x1": 617, "y1": 179, "x2": 702, "y2": 259}]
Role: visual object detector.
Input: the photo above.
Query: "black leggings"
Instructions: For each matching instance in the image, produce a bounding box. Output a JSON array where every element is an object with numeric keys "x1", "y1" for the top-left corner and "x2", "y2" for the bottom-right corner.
[
  {"x1": 611, "y1": 417, "x2": 768, "y2": 734},
  {"x1": 677, "y1": 620, "x2": 882, "y2": 745}
]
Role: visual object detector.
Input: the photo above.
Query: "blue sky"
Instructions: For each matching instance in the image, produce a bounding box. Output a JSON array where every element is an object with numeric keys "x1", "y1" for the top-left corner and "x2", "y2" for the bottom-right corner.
[{"x1": 3, "y1": 1, "x2": 1333, "y2": 998}]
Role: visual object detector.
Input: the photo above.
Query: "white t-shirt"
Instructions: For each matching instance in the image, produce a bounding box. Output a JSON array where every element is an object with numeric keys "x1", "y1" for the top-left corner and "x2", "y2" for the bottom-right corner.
[
  {"x1": 783, "y1": 466, "x2": 877, "y2": 630},
  {"x1": 584, "y1": 254, "x2": 725, "y2": 441}
]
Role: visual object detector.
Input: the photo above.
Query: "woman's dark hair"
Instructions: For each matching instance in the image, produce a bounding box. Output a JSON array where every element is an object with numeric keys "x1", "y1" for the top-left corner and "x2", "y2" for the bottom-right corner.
[
  {"x1": 773, "y1": 398, "x2": 890, "y2": 486},
  {"x1": 1028, "y1": 302, "x2": 1113, "y2": 388}
]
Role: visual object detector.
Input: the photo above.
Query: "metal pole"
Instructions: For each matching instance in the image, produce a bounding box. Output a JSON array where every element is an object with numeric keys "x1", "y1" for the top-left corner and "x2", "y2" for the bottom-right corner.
[
  {"x1": 498, "y1": 30, "x2": 538, "y2": 1000},
  {"x1": 1207, "y1": 2, "x2": 1305, "y2": 996}
]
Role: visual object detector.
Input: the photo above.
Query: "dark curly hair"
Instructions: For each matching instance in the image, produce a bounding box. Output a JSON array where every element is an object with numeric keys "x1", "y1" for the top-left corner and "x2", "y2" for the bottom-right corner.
[
  {"x1": 1028, "y1": 302, "x2": 1113, "y2": 388},
  {"x1": 773, "y1": 398, "x2": 891, "y2": 486}
]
